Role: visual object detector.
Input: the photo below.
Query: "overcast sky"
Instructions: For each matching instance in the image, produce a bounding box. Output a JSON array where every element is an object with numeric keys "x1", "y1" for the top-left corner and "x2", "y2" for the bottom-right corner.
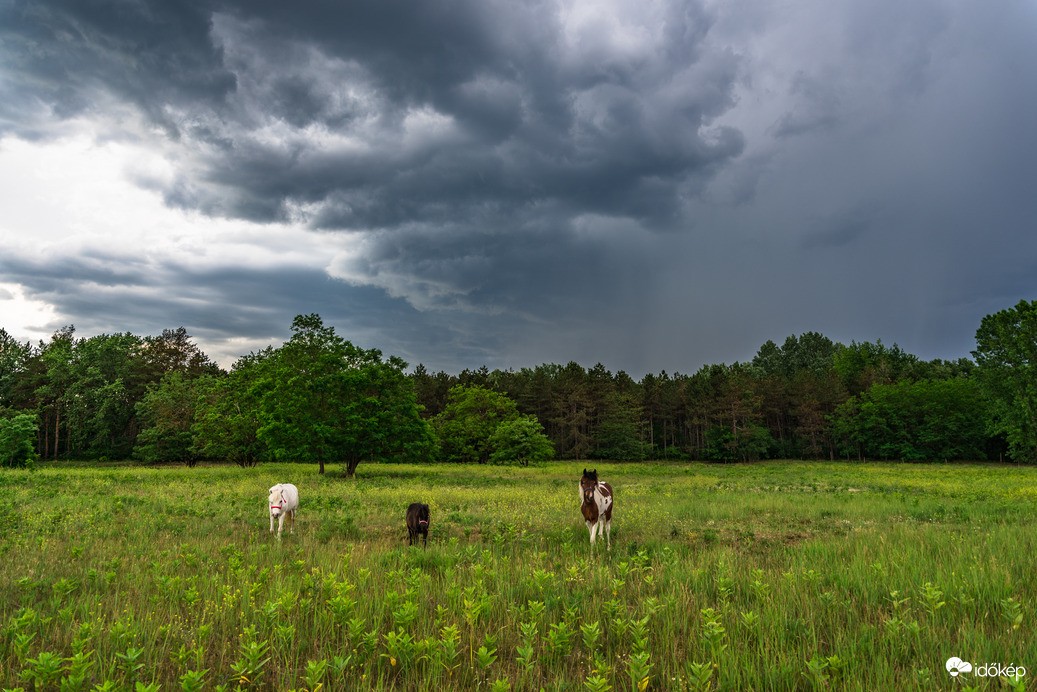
[{"x1": 2, "y1": 0, "x2": 1035, "y2": 376}]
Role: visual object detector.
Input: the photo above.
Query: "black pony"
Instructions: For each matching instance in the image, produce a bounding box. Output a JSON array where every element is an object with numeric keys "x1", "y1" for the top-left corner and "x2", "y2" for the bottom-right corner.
[{"x1": 406, "y1": 503, "x2": 431, "y2": 548}]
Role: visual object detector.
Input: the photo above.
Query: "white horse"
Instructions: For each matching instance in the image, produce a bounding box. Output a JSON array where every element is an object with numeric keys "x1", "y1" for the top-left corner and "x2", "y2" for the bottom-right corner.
[{"x1": 268, "y1": 483, "x2": 299, "y2": 539}]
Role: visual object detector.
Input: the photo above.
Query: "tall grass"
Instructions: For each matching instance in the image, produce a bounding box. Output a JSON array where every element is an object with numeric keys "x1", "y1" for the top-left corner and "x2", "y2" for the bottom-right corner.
[{"x1": 1, "y1": 461, "x2": 1034, "y2": 691}]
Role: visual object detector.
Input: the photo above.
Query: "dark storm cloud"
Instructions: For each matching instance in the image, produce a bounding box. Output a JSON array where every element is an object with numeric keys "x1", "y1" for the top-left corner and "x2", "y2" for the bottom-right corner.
[
  {"x1": 2, "y1": 0, "x2": 742, "y2": 231},
  {"x1": 2, "y1": 0, "x2": 1037, "y2": 375},
  {"x1": 0, "y1": 0, "x2": 235, "y2": 136}
]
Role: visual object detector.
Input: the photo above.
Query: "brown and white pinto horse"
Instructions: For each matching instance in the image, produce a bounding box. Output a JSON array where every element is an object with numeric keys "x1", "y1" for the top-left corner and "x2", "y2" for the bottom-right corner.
[{"x1": 579, "y1": 468, "x2": 613, "y2": 550}]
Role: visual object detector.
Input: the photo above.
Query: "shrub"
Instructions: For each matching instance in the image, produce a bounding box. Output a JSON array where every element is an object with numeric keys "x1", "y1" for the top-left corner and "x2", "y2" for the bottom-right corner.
[
  {"x1": 488, "y1": 416, "x2": 554, "y2": 465},
  {"x1": 0, "y1": 413, "x2": 39, "y2": 468}
]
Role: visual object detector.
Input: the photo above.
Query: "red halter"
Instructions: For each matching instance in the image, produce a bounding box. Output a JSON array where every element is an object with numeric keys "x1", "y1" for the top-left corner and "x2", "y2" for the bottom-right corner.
[{"x1": 271, "y1": 491, "x2": 286, "y2": 512}]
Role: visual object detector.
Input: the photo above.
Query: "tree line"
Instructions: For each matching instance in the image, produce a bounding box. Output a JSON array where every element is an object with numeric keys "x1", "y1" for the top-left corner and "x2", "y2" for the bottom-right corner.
[
  {"x1": 412, "y1": 335, "x2": 994, "y2": 463},
  {"x1": 3, "y1": 301, "x2": 1037, "y2": 470}
]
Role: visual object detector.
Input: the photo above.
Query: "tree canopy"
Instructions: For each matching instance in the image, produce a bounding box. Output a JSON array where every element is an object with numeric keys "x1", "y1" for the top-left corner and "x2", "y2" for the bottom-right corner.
[
  {"x1": 2, "y1": 305, "x2": 1034, "y2": 467},
  {"x1": 254, "y1": 314, "x2": 433, "y2": 475},
  {"x1": 432, "y1": 384, "x2": 523, "y2": 464},
  {"x1": 973, "y1": 300, "x2": 1037, "y2": 462}
]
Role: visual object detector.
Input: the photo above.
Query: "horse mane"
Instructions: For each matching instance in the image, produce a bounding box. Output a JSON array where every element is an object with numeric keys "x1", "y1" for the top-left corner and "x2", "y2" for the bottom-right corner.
[{"x1": 582, "y1": 468, "x2": 598, "y2": 483}]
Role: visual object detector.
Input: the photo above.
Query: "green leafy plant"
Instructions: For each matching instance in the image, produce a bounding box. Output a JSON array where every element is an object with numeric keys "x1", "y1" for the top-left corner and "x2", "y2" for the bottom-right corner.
[
  {"x1": 178, "y1": 668, "x2": 208, "y2": 692},
  {"x1": 20, "y1": 650, "x2": 64, "y2": 690}
]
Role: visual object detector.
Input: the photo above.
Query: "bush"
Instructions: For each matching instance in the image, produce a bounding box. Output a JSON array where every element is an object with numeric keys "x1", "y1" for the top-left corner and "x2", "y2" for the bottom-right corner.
[
  {"x1": 488, "y1": 416, "x2": 554, "y2": 465},
  {"x1": 0, "y1": 413, "x2": 39, "y2": 468},
  {"x1": 832, "y1": 379, "x2": 989, "y2": 461},
  {"x1": 434, "y1": 385, "x2": 522, "y2": 463}
]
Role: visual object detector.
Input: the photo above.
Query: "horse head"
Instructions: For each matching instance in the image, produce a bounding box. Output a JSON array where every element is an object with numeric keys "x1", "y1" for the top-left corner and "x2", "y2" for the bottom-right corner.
[
  {"x1": 580, "y1": 468, "x2": 599, "y2": 504},
  {"x1": 269, "y1": 487, "x2": 285, "y2": 517}
]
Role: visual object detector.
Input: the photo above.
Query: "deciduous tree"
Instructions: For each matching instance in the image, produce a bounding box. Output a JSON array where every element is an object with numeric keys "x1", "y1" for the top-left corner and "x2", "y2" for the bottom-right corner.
[
  {"x1": 433, "y1": 384, "x2": 521, "y2": 463},
  {"x1": 0, "y1": 412, "x2": 37, "y2": 467},
  {"x1": 488, "y1": 416, "x2": 554, "y2": 465},
  {"x1": 256, "y1": 314, "x2": 432, "y2": 475},
  {"x1": 973, "y1": 300, "x2": 1037, "y2": 462},
  {"x1": 832, "y1": 379, "x2": 988, "y2": 461}
]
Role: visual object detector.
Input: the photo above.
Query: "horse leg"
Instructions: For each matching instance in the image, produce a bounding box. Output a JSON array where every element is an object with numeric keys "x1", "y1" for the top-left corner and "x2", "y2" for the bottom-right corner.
[
  {"x1": 586, "y1": 520, "x2": 597, "y2": 549},
  {"x1": 605, "y1": 519, "x2": 611, "y2": 551},
  {"x1": 270, "y1": 514, "x2": 275, "y2": 533},
  {"x1": 277, "y1": 514, "x2": 285, "y2": 539},
  {"x1": 288, "y1": 509, "x2": 295, "y2": 534}
]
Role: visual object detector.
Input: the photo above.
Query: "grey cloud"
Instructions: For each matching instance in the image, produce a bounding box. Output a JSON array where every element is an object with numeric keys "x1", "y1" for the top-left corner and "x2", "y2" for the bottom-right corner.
[
  {"x1": 0, "y1": 0, "x2": 235, "y2": 138},
  {"x1": 799, "y1": 208, "x2": 875, "y2": 250},
  {"x1": 0, "y1": 245, "x2": 509, "y2": 370},
  {"x1": 770, "y1": 72, "x2": 842, "y2": 139},
  {"x1": 2, "y1": 0, "x2": 1037, "y2": 377},
  {"x1": 3, "y1": 0, "x2": 744, "y2": 234}
]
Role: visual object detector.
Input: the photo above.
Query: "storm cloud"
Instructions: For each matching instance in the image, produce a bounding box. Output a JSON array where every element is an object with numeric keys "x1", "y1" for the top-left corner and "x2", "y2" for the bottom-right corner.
[{"x1": 1, "y1": 0, "x2": 1036, "y2": 373}]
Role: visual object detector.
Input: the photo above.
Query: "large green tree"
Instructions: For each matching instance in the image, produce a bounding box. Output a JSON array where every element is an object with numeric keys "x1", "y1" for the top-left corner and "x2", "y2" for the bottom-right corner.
[
  {"x1": 256, "y1": 314, "x2": 432, "y2": 475},
  {"x1": 973, "y1": 300, "x2": 1037, "y2": 462}
]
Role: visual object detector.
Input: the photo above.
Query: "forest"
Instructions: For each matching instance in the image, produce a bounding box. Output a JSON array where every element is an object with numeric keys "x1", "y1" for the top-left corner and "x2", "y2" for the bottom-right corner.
[{"x1": 2, "y1": 301, "x2": 1037, "y2": 469}]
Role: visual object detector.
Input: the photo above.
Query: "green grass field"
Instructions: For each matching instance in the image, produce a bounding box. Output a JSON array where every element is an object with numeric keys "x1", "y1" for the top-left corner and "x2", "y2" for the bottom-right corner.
[{"x1": 1, "y1": 461, "x2": 1034, "y2": 691}]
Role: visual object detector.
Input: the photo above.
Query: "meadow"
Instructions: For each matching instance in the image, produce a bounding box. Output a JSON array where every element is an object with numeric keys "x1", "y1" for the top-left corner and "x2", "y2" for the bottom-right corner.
[{"x1": 1, "y1": 460, "x2": 1034, "y2": 691}]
